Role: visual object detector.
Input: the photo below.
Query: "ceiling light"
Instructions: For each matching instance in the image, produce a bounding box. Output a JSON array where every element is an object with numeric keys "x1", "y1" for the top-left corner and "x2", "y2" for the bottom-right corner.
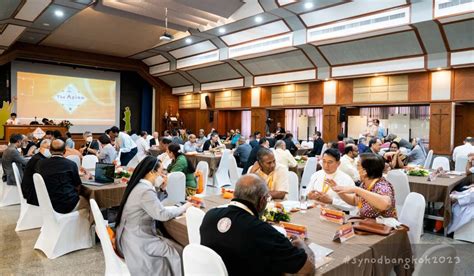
[
  {"x1": 54, "y1": 10, "x2": 64, "y2": 17},
  {"x1": 437, "y1": 67, "x2": 442, "y2": 71},
  {"x1": 304, "y1": 2, "x2": 314, "y2": 9},
  {"x1": 218, "y1": 27, "x2": 226, "y2": 34},
  {"x1": 185, "y1": 38, "x2": 192, "y2": 44},
  {"x1": 254, "y1": 16, "x2": 263, "y2": 23},
  {"x1": 374, "y1": 73, "x2": 379, "y2": 76},
  {"x1": 325, "y1": 78, "x2": 329, "y2": 81},
  {"x1": 42, "y1": 23, "x2": 50, "y2": 26}
]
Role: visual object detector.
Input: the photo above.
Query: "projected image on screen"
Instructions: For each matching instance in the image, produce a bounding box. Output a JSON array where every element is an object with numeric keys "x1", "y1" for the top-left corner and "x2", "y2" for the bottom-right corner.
[{"x1": 17, "y1": 72, "x2": 116, "y2": 126}]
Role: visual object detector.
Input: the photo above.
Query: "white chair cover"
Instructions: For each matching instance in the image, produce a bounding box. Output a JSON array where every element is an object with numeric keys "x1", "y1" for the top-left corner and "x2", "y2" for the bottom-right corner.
[
  {"x1": 66, "y1": 155, "x2": 81, "y2": 170},
  {"x1": 301, "y1": 141, "x2": 309, "y2": 148},
  {"x1": 183, "y1": 244, "x2": 228, "y2": 276},
  {"x1": 12, "y1": 163, "x2": 42, "y2": 231},
  {"x1": 300, "y1": 157, "x2": 317, "y2": 193},
  {"x1": 320, "y1": 144, "x2": 328, "y2": 157},
  {"x1": 162, "y1": 172, "x2": 186, "y2": 206},
  {"x1": 454, "y1": 219, "x2": 474, "y2": 243},
  {"x1": 228, "y1": 155, "x2": 242, "y2": 188},
  {"x1": 33, "y1": 173, "x2": 92, "y2": 259},
  {"x1": 0, "y1": 164, "x2": 20, "y2": 207},
  {"x1": 307, "y1": 141, "x2": 314, "y2": 149},
  {"x1": 432, "y1": 156, "x2": 450, "y2": 171},
  {"x1": 413, "y1": 244, "x2": 456, "y2": 276},
  {"x1": 186, "y1": 206, "x2": 205, "y2": 244},
  {"x1": 125, "y1": 155, "x2": 140, "y2": 169},
  {"x1": 195, "y1": 161, "x2": 209, "y2": 196},
  {"x1": 287, "y1": 171, "x2": 299, "y2": 201},
  {"x1": 82, "y1": 155, "x2": 98, "y2": 170},
  {"x1": 386, "y1": 169, "x2": 410, "y2": 213},
  {"x1": 90, "y1": 199, "x2": 130, "y2": 276},
  {"x1": 399, "y1": 192, "x2": 425, "y2": 245},
  {"x1": 214, "y1": 150, "x2": 232, "y2": 188},
  {"x1": 454, "y1": 155, "x2": 469, "y2": 172},
  {"x1": 423, "y1": 150, "x2": 433, "y2": 169}
]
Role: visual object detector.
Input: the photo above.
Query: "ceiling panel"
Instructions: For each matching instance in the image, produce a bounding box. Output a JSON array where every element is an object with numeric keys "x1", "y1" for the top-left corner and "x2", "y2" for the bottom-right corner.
[
  {"x1": 318, "y1": 31, "x2": 423, "y2": 65},
  {"x1": 0, "y1": 24, "x2": 26, "y2": 46},
  {"x1": 443, "y1": 19, "x2": 474, "y2": 50},
  {"x1": 29, "y1": 4, "x2": 78, "y2": 31},
  {"x1": 239, "y1": 50, "x2": 314, "y2": 75},
  {"x1": 221, "y1": 20, "x2": 290, "y2": 46},
  {"x1": 41, "y1": 8, "x2": 172, "y2": 57},
  {"x1": 186, "y1": 63, "x2": 241, "y2": 83},
  {"x1": 143, "y1": 54, "x2": 168, "y2": 65},
  {"x1": 18, "y1": 30, "x2": 49, "y2": 44},
  {"x1": 0, "y1": 0, "x2": 22, "y2": 20},
  {"x1": 14, "y1": 0, "x2": 51, "y2": 21},
  {"x1": 170, "y1": 40, "x2": 217, "y2": 59},
  {"x1": 159, "y1": 73, "x2": 192, "y2": 87},
  {"x1": 283, "y1": 0, "x2": 345, "y2": 14}
]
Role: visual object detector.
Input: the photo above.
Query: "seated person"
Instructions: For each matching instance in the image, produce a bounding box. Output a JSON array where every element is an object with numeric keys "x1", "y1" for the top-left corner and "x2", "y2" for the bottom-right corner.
[
  {"x1": 230, "y1": 129, "x2": 241, "y2": 148},
  {"x1": 357, "y1": 137, "x2": 368, "y2": 154},
  {"x1": 384, "y1": 141, "x2": 406, "y2": 169},
  {"x1": 157, "y1": 138, "x2": 172, "y2": 168},
  {"x1": 284, "y1": 133, "x2": 298, "y2": 155},
  {"x1": 2, "y1": 134, "x2": 28, "y2": 186},
  {"x1": 306, "y1": 148, "x2": 356, "y2": 212},
  {"x1": 149, "y1": 131, "x2": 160, "y2": 147},
  {"x1": 406, "y1": 138, "x2": 426, "y2": 166},
  {"x1": 249, "y1": 131, "x2": 261, "y2": 148},
  {"x1": 22, "y1": 133, "x2": 37, "y2": 157},
  {"x1": 116, "y1": 156, "x2": 192, "y2": 276},
  {"x1": 135, "y1": 131, "x2": 150, "y2": 162},
  {"x1": 365, "y1": 138, "x2": 382, "y2": 155},
  {"x1": 243, "y1": 138, "x2": 270, "y2": 174},
  {"x1": 274, "y1": 140, "x2": 297, "y2": 169},
  {"x1": 65, "y1": 132, "x2": 75, "y2": 149},
  {"x1": 37, "y1": 139, "x2": 88, "y2": 214},
  {"x1": 339, "y1": 144, "x2": 360, "y2": 184},
  {"x1": 97, "y1": 134, "x2": 117, "y2": 164},
  {"x1": 203, "y1": 132, "x2": 223, "y2": 151},
  {"x1": 466, "y1": 153, "x2": 474, "y2": 175},
  {"x1": 249, "y1": 148, "x2": 289, "y2": 200},
  {"x1": 337, "y1": 133, "x2": 346, "y2": 154},
  {"x1": 308, "y1": 131, "x2": 324, "y2": 157},
  {"x1": 332, "y1": 153, "x2": 397, "y2": 218},
  {"x1": 79, "y1": 131, "x2": 99, "y2": 156},
  {"x1": 167, "y1": 143, "x2": 197, "y2": 196},
  {"x1": 21, "y1": 139, "x2": 51, "y2": 206},
  {"x1": 6, "y1": 112, "x2": 19, "y2": 125},
  {"x1": 234, "y1": 137, "x2": 252, "y2": 168},
  {"x1": 183, "y1": 134, "x2": 201, "y2": 153},
  {"x1": 200, "y1": 174, "x2": 315, "y2": 275}
]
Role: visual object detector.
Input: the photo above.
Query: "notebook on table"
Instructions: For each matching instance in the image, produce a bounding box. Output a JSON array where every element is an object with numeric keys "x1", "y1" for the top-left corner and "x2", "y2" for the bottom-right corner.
[{"x1": 82, "y1": 163, "x2": 115, "y2": 186}]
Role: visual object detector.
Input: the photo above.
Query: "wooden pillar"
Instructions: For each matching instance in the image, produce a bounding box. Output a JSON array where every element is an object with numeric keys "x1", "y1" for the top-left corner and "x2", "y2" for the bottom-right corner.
[
  {"x1": 322, "y1": 106, "x2": 341, "y2": 142},
  {"x1": 251, "y1": 108, "x2": 267, "y2": 134},
  {"x1": 429, "y1": 102, "x2": 454, "y2": 155}
]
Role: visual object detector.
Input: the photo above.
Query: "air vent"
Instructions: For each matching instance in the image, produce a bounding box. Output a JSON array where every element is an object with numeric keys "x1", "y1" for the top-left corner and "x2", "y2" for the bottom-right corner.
[
  {"x1": 435, "y1": 0, "x2": 474, "y2": 17},
  {"x1": 229, "y1": 33, "x2": 293, "y2": 58},
  {"x1": 308, "y1": 7, "x2": 410, "y2": 42},
  {"x1": 176, "y1": 50, "x2": 220, "y2": 69}
]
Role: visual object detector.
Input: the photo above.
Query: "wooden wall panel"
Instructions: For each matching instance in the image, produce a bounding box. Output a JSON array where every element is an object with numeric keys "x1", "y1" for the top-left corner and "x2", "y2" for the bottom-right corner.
[
  {"x1": 322, "y1": 106, "x2": 341, "y2": 142},
  {"x1": 408, "y1": 72, "x2": 430, "y2": 102},
  {"x1": 260, "y1": 87, "x2": 272, "y2": 107},
  {"x1": 309, "y1": 82, "x2": 324, "y2": 105},
  {"x1": 268, "y1": 110, "x2": 285, "y2": 133},
  {"x1": 454, "y1": 104, "x2": 474, "y2": 147},
  {"x1": 337, "y1": 79, "x2": 353, "y2": 105},
  {"x1": 251, "y1": 108, "x2": 267, "y2": 134},
  {"x1": 429, "y1": 102, "x2": 453, "y2": 155},
  {"x1": 157, "y1": 87, "x2": 179, "y2": 134},
  {"x1": 453, "y1": 68, "x2": 474, "y2": 101},
  {"x1": 241, "y1": 88, "x2": 251, "y2": 108},
  {"x1": 178, "y1": 109, "x2": 218, "y2": 134}
]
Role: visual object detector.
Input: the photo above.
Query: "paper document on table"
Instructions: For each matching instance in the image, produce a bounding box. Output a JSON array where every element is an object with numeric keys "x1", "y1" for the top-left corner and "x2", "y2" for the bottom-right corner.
[{"x1": 309, "y1": 243, "x2": 334, "y2": 258}]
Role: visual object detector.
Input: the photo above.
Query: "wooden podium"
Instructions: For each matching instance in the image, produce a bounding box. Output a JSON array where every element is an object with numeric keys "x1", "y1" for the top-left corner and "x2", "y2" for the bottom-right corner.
[{"x1": 3, "y1": 125, "x2": 68, "y2": 140}]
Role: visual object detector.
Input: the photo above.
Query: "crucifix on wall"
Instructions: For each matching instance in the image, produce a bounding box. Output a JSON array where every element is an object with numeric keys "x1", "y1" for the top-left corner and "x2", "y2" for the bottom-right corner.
[{"x1": 431, "y1": 107, "x2": 449, "y2": 135}]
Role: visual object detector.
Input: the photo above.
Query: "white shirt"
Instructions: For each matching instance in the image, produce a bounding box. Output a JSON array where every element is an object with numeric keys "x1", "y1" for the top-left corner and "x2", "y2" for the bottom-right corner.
[
  {"x1": 339, "y1": 155, "x2": 360, "y2": 182},
  {"x1": 452, "y1": 143, "x2": 474, "y2": 161},
  {"x1": 274, "y1": 148, "x2": 297, "y2": 169},
  {"x1": 305, "y1": 169, "x2": 356, "y2": 212},
  {"x1": 135, "y1": 137, "x2": 150, "y2": 162},
  {"x1": 254, "y1": 164, "x2": 289, "y2": 193},
  {"x1": 6, "y1": 118, "x2": 19, "y2": 125},
  {"x1": 158, "y1": 152, "x2": 172, "y2": 169},
  {"x1": 118, "y1": 132, "x2": 137, "y2": 153}
]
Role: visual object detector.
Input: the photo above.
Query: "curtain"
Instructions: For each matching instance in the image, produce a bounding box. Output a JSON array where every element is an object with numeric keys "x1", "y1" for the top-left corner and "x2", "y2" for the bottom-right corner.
[
  {"x1": 360, "y1": 106, "x2": 430, "y2": 120},
  {"x1": 241, "y1": 110, "x2": 251, "y2": 139},
  {"x1": 285, "y1": 109, "x2": 323, "y2": 137}
]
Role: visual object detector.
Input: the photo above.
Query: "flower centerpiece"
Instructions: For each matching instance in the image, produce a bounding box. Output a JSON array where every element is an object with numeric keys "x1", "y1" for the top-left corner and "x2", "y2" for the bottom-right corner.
[
  {"x1": 262, "y1": 202, "x2": 291, "y2": 223},
  {"x1": 406, "y1": 168, "x2": 429, "y2": 177},
  {"x1": 114, "y1": 167, "x2": 131, "y2": 179},
  {"x1": 58, "y1": 120, "x2": 73, "y2": 130}
]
